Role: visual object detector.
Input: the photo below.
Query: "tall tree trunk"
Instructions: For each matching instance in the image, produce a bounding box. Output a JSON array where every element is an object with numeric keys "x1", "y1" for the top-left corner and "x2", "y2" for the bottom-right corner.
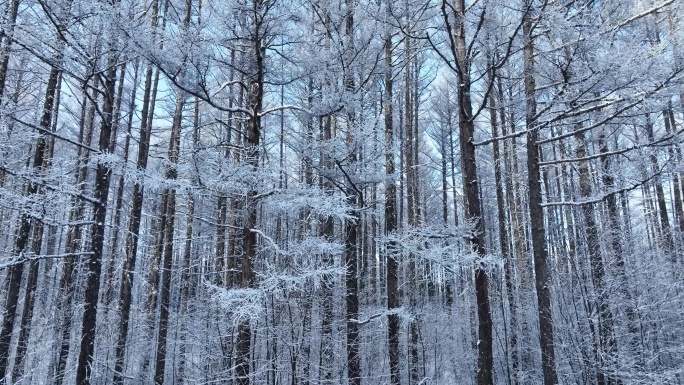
[
  {"x1": 522, "y1": 4, "x2": 558, "y2": 384},
  {"x1": 444, "y1": 0, "x2": 494, "y2": 383},
  {"x1": 384, "y1": 20, "x2": 401, "y2": 385},
  {"x1": 153, "y1": 3, "x2": 193, "y2": 383},
  {"x1": 489, "y1": 67, "x2": 516, "y2": 385},
  {"x1": 154, "y1": 80, "x2": 187, "y2": 385},
  {"x1": 599, "y1": 133, "x2": 639, "y2": 356},
  {"x1": 0, "y1": 0, "x2": 20, "y2": 102},
  {"x1": 12, "y1": 68, "x2": 65, "y2": 379},
  {"x1": 319, "y1": 113, "x2": 335, "y2": 384},
  {"x1": 76, "y1": 29, "x2": 121, "y2": 385},
  {"x1": 101, "y1": 60, "x2": 135, "y2": 306},
  {"x1": 0, "y1": 59, "x2": 62, "y2": 384},
  {"x1": 344, "y1": 3, "x2": 361, "y2": 384},
  {"x1": 55, "y1": 65, "x2": 97, "y2": 385},
  {"x1": 403, "y1": 33, "x2": 422, "y2": 385},
  {"x1": 497, "y1": 74, "x2": 521, "y2": 383},
  {"x1": 644, "y1": 114, "x2": 674, "y2": 256},
  {"x1": 178, "y1": 97, "x2": 201, "y2": 384},
  {"x1": 112, "y1": 41, "x2": 161, "y2": 385},
  {"x1": 235, "y1": 3, "x2": 265, "y2": 382},
  {"x1": 575, "y1": 128, "x2": 617, "y2": 385}
]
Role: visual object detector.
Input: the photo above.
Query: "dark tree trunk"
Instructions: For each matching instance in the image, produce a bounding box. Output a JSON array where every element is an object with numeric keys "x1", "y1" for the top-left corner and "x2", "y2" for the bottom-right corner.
[
  {"x1": 599, "y1": 133, "x2": 640, "y2": 355},
  {"x1": 235, "y1": 3, "x2": 265, "y2": 382},
  {"x1": 112, "y1": 56, "x2": 160, "y2": 385},
  {"x1": 178, "y1": 98, "x2": 201, "y2": 384},
  {"x1": 76, "y1": 39, "x2": 120, "y2": 385},
  {"x1": 384, "y1": 21, "x2": 401, "y2": 385},
  {"x1": 0, "y1": 0, "x2": 20, "y2": 102},
  {"x1": 489, "y1": 68, "x2": 516, "y2": 385},
  {"x1": 644, "y1": 114, "x2": 674, "y2": 255},
  {"x1": 101, "y1": 60, "x2": 134, "y2": 306},
  {"x1": 442, "y1": 0, "x2": 494, "y2": 383},
  {"x1": 522, "y1": 5, "x2": 558, "y2": 384},
  {"x1": 154, "y1": 80, "x2": 187, "y2": 385},
  {"x1": 13, "y1": 95, "x2": 67, "y2": 376},
  {"x1": 497, "y1": 74, "x2": 521, "y2": 384},
  {"x1": 153, "y1": 4, "x2": 192, "y2": 383},
  {"x1": 319, "y1": 114, "x2": 335, "y2": 384},
  {"x1": 0, "y1": 61, "x2": 62, "y2": 383},
  {"x1": 575, "y1": 129, "x2": 617, "y2": 385}
]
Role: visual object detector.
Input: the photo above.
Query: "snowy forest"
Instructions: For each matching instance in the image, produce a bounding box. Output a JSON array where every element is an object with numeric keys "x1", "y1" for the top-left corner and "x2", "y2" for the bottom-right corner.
[{"x1": 0, "y1": 0, "x2": 683, "y2": 384}]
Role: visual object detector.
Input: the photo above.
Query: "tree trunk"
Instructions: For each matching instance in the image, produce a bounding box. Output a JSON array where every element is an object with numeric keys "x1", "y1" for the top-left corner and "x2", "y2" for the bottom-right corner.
[
  {"x1": 644, "y1": 114, "x2": 674, "y2": 256},
  {"x1": 663, "y1": 108, "x2": 684, "y2": 238},
  {"x1": 575, "y1": 129, "x2": 617, "y2": 385},
  {"x1": 522, "y1": 5, "x2": 558, "y2": 384},
  {"x1": 599, "y1": 133, "x2": 639, "y2": 356},
  {"x1": 54, "y1": 70, "x2": 98, "y2": 385},
  {"x1": 344, "y1": 3, "x2": 361, "y2": 384},
  {"x1": 112, "y1": 53, "x2": 161, "y2": 385},
  {"x1": 489, "y1": 68, "x2": 516, "y2": 385},
  {"x1": 445, "y1": 1, "x2": 493, "y2": 383},
  {"x1": 12, "y1": 67, "x2": 65, "y2": 377},
  {"x1": 235, "y1": 3, "x2": 265, "y2": 382},
  {"x1": 0, "y1": 60, "x2": 62, "y2": 383},
  {"x1": 76, "y1": 35, "x2": 120, "y2": 385},
  {"x1": 384, "y1": 21, "x2": 401, "y2": 385},
  {"x1": 101, "y1": 60, "x2": 135, "y2": 306},
  {"x1": 0, "y1": 0, "x2": 20, "y2": 102},
  {"x1": 154, "y1": 79, "x2": 187, "y2": 385},
  {"x1": 497, "y1": 74, "x2": 521, "y2": 384},
  {"x1": 178, "y1": 98, "x2": 201, "y2": 384},
  {"x1": 153, "y1": 4, "x2": 193, "y2": 383}
]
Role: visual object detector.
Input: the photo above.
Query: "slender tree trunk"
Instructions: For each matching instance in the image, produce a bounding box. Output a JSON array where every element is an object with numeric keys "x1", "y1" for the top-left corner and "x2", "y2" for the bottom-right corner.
[
  {"x1": 112, "y1": 54, "x2": 161, "y2": 385},
  {"x1": 344, "y1": 3, "x2": 361, "y2": 384},
  {"x1": 522, "y1": 5, "x2": 558, "y2": 384},
  {"x1": 489, "y1": 68, "x2": 516, "y2": 385},
  {"x1": 0, "y1": 0, "x2": 20, "y2": 102},
  {"x1": 101, "y1": 60, "x2": 134, "y2": 306},
  {"x1": 498, "y1": 75, "x2": 521, "y2": 384},
  {"x1": 153, "y1": 4, "x2": 193, "y2": 383},
  {"x1": 236, "y1": 3, "x2": 265, "y2": 382},
  {"x1": 154, "y1": 79, "x2": 187, "y2": 385},
  {"x1": 76, "y1": 30, "x2": 120, "y2": 385},
  {"x1": 384, "y1": 22, "x2": 401, "y2": 385},
  {"x1": 445, "y1": 1, "x2": 493, "y2": 383},
  {"x1": 178, "y1": 97, "x2": 201, "y2": 384},
  {"x1": 575, "y1": 128, "x2": 617, "y2": 385},
  {"x1": 53, "y1": 82, "x2": 98, "y2": 382},
  {"x1": 319, "y1": 113, "x2": 335, "y2": 384},
  {"x1": 644, "y1": 114, "x2": 674, "y2": 256},
  {"x1": 599, "y1": 133, "x2": 639, "y2": 356},
  {"x1": 54, "y1": 63, "x2": 98, "y2": 385},
  {"x1": 12, "y1": 68, "x2": 64, "y2": 378},
  {"x1": 663, "y1": 108, "x2": 684, "y2": 238},
  {"x1": 0, "y1": 58, "x2": 62, "y2": 384}
]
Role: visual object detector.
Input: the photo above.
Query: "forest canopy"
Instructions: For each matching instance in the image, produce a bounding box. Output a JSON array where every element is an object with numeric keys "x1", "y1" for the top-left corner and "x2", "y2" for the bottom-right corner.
[{"x1": 0, "y1": 0, "x2": 683, "y2": 384}]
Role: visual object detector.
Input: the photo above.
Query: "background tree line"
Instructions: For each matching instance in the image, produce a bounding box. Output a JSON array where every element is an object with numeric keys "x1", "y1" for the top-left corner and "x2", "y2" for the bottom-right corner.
[{"x1": 0, "y1": 0, "x2": 683, "y2": 384}]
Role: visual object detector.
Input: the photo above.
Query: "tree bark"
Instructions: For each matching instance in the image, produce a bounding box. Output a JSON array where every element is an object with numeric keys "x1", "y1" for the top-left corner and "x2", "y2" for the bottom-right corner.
[
  {"x1": 235, "y1": 3, "x2": 265, "y2": 383},
  {"x1": 599, "y1": 133, "x2": 639, "y2": 356},
  {"x1": 522, "y1": 4, "x2": 558, "y2": 384},
  {"x1": 442, "y1": 1, "x2": 494, "y2": 383},
  {"x1": 0, "y1": 0, "x2": 20, "y2": 102},
  {"x1": 0, "y1": 59, "x2": 62, "y2": 384},
  {"x1": 575, "y1": 128, "x2": 617, "y2": 385},
  {"x1": 384, "y1": 19, "x2": 401, "y2": 385},
  {"x1": 112, "y1": 51, "x2": 161, "y2": 385},
  {"x1": 76, "y1": 34, "x2": 120, "y2": 385},
  {"x1": 489, "y1": 67, "x2": 516, "y2": 385},
  {"x1": 101, "y1": 60, "x2": 134, "y2": 306}
]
